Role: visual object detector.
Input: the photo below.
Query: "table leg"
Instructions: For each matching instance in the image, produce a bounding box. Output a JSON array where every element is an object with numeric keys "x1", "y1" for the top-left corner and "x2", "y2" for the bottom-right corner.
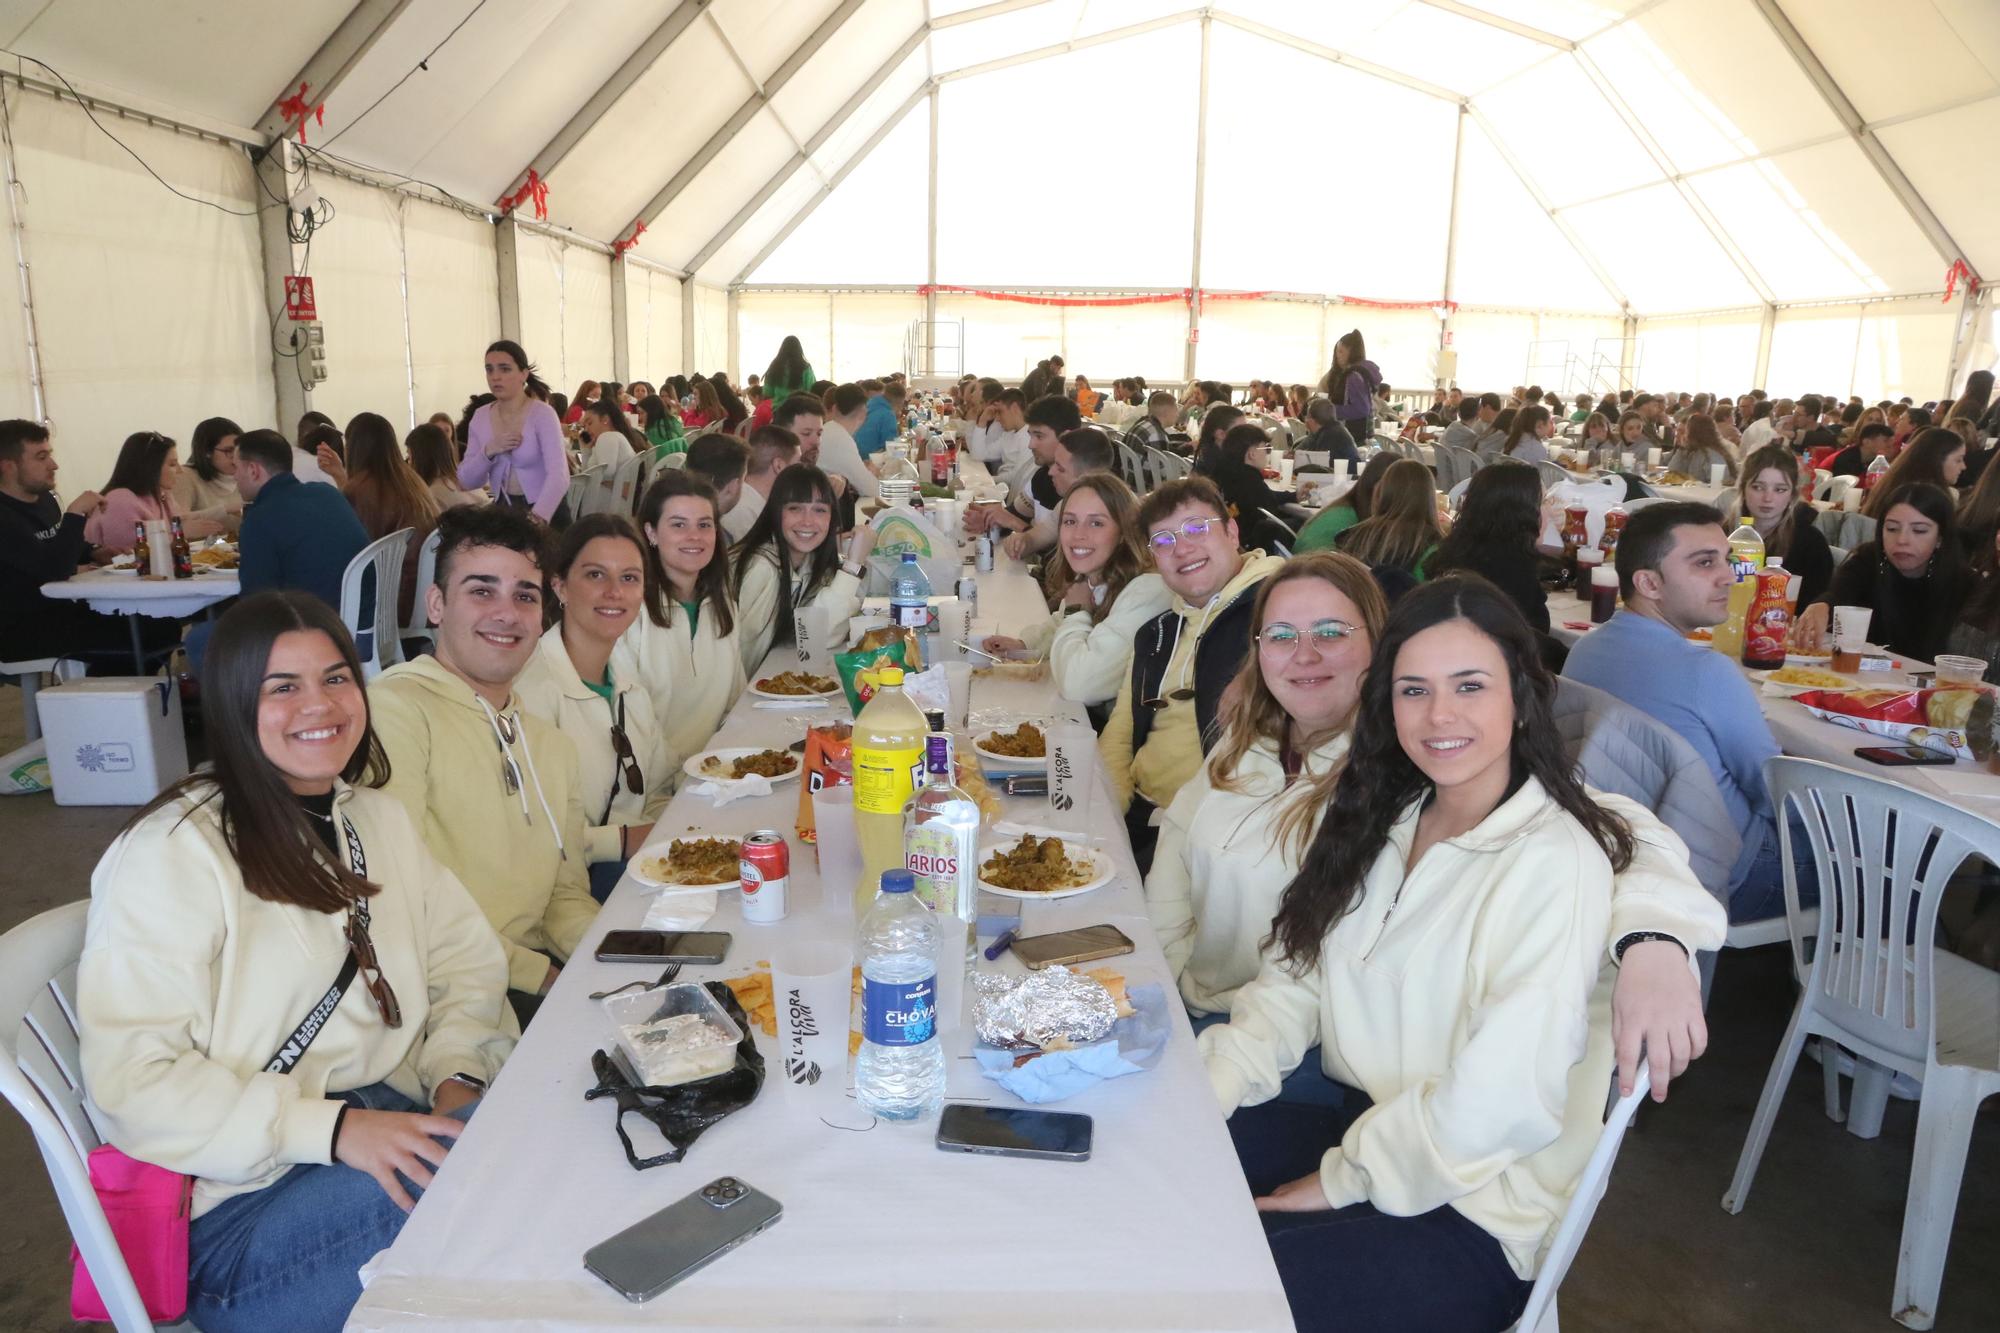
[{"x1": 127, "y1": 614, "x2": 145, "y2": 674}]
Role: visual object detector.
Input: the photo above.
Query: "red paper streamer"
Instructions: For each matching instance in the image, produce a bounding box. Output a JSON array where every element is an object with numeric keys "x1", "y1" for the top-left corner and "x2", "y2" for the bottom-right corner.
[
  {"x1": 497, "y1": 169, "x2": 549, "y2": 222},
  {"x1": 612, "y1": 219, "x2": 647, "y2": 256},
  {"x1": 275, "y1": 83, "x2": 325, "y2": 145},
  {"x1": 1944, "y1": 259, "x2": 1979, "y2": 302}
]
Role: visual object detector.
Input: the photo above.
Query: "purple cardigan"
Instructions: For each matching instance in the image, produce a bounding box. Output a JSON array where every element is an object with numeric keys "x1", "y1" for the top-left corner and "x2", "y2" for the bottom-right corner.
[
  {"x1": 1335, "y1": 358, "x2": 1382, "y2": 424},
  {"x1": 460, "y1": 401, "x2": 569, "y2": 519}
]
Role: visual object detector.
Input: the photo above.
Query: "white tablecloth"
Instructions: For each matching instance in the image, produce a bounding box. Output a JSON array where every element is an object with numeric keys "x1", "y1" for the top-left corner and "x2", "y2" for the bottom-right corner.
[
  {"x1": 349, "y1": 554, "x2": 1293, "y2": 1332},
  {"x1": 1547, "y1": 592, "x2": 2000, "y2": 813},
  {"x1": 39, "y1": 567, "x2": 239, "y2": 618}
]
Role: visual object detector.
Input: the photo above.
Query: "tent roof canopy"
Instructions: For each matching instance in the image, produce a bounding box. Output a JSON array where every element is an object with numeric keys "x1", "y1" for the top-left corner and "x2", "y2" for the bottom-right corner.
[{"x1": 0, "y1": 0, "x2": 1988, "y2": 311}]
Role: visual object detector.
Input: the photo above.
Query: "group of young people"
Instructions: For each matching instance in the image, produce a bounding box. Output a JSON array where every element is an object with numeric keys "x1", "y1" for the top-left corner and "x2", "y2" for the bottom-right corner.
[{"x1": 25, "y1": 326, "x2": 1990, "y2": 1332}]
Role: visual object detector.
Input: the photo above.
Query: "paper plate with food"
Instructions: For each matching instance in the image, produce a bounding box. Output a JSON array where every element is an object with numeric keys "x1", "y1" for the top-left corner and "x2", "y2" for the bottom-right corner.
[
  {"x1": 972, "y1": 721, "x2": 1048, "y2": 769},
  {"x1": 748, "y1": 669, "x2": 842, "y2": 700},
  {"x1": 976, "y1": 833, "x2": 1113, "y2": 900},
  {"x1": 631, "y1": 835, "x2": 743, "y2": 892},
  {"x1": 1755, "y1": 664, "x2": 1857, "y2": 697},
  {"x1": 683, "y1": 746, "x2": 801, "y2": 785}
]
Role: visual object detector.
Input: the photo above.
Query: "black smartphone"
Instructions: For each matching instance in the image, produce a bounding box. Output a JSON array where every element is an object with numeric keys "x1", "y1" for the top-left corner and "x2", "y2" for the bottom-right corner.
[
  {"x1": 594, "y1": 929, "x2": 732, "y2": 965},
  {"x1": 1854, "y1": 746, "x2": 1957, "y2": 767},
  {"x1": 1009, "y1": 923, "x2": 1134, "y2": 971},
  {"x1": 936, "y1": 1104, "x2": 1092, "y2": 1162},
  {"x1": 584, "y1": 1176, "x2": 781, "y2": 1302}
]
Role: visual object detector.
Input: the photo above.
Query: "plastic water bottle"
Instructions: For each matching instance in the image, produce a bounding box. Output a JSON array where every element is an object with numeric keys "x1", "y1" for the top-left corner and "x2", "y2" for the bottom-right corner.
[
  {"x1": 856, "y1": 869, "x2": 944, "y2": 1119},
  {"x1": 891, "y1": 552, "x2": 932, "y2": 630}
]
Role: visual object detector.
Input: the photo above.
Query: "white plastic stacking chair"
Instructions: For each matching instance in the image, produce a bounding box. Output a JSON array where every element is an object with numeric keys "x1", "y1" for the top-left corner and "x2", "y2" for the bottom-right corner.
[
  {"x1": 1116, "y1": 442, "x2": 1144, "y2": 491},
  {"x1": 1509, "y1": 1067, "x2": 1651, "y2": 1332},
  {"x1": 659, "y1": 451, "x2": 686, "y2": 469},
  {"x1": 1295, "y1": 449, "x2": 1330, "y2": 471},
  {"x1": 569, "y1": 464, "x2": 609, "y2": 519},
  {"x1": 397, "y1": 527, "x2": 443, "y2": 652},
  {"x1": 606, "y1": 451, "x2": 648, "y2": 517},
  {"x1": 339, "y1": 527, "x2": 414, "y2": 681},
  {"x1": 1142, "y1": 446, "x2": 1172, "y2": 491},
  {"x1": 1721, "y1": 757, "x2": 2000, "y2": 1330},
  {"x1": 0, "y1": 901, "x2": 193, "y2": 1331},
  {"x1": 1536, "y1": 460, "x2": 1570, "y2": 491},
  {"x1": 1159, "y1": 451, "x2": 1191, "y2": 482}
]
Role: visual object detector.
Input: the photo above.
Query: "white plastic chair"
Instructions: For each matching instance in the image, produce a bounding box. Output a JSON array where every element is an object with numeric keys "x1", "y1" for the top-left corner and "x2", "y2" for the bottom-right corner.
[
  {"x1": 568, "y1": 464, "x2": 609, "y2": 519},
  {"x1": 1722, "y1": 757, "x2": 2000, "y2": 1330},
  {"x1": 397, "y1": 528, "x2": 442, "y2": 652},
  {"x1": 605, "y1": 451, "x2": 648, "y2": 517},
  {"x1": 0, "y1": 900, "x2": 192, "y2": 1331},
  {"x1": 1, "y1": 656, "x2": 83, "y2": 742},
  {"x1": 1509, "y1": 1067, "x2": 1652, "y2": 1332},
  {"x1": 339, "y1": 528, "x2": 414, "y2": 681},
  {"x1": 658, "y1": 452, "x2": 686, "y2": 470}
]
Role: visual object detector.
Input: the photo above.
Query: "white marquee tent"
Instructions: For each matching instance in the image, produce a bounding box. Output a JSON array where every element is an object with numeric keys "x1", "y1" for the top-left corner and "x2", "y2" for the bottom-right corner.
[{"x1": 0, "y1": 0, "x2": 1994, "y2": 480}]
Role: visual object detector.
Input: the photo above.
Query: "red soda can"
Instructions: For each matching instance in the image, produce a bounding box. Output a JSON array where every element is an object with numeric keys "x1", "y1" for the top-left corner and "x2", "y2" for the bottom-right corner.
[{"x1": 739, "y1": 830, "x2": 790, "y2": 923}]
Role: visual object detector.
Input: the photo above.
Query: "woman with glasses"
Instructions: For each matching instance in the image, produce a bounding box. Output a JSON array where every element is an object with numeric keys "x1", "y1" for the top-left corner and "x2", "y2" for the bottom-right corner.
[
  {"x1": 516, "y1": 514, "x2": 672, "y2": 903},
  {"x1": 78, "y1": 590, "x2": 515, "y2": 1333},
  {"x1": 172, "y1": 416, "x2": 246, "y2": 536}
]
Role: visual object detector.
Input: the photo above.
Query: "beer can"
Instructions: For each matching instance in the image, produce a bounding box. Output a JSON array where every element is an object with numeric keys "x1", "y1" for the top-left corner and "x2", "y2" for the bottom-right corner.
[{"x1": 739, "y1": 830, "x2": 790, "y2": 923}]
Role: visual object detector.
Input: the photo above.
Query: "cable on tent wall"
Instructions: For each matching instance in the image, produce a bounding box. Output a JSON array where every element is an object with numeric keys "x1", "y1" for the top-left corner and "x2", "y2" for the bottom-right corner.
[{"x1": 319, "y1": 0, "x2": 493, "y2": 150}]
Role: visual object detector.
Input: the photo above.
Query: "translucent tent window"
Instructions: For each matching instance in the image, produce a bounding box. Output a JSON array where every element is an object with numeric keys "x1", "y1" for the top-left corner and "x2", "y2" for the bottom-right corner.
[
  {"x1": 751, "y1": 109, "x2": 930, "y2": 286},
  {"x1": 935, "y1": 23, "x2": 1199, "y2": 288}
]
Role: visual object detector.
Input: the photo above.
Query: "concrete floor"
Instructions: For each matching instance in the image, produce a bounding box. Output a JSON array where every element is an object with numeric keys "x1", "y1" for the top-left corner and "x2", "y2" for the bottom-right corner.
[{"x1": 0, "y1": 689, "x2": 1995, "y2": 1332}]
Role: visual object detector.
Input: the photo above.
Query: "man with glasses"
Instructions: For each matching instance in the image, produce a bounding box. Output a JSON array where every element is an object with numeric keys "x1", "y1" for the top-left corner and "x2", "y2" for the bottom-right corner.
[
  {"x1": 370, "y1": 505, "x2": 597, "y2": 1025},
  {"x1": 1100, "y1": 477, "x2": 1285, "y2": 875}
]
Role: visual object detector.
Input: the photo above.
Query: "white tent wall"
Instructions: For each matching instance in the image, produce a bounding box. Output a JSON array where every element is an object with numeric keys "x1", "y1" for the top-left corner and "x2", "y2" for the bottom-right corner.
[
  {"x1": 404, "y1": 199, "x2": 502, "y2": 425},
  {"x1": 624, "y1": 261, "x2": 685, "y2": 388},
  {"x1": 1767, "y1": 298, "x2": 1961, "y2": 402},
  {"x1": 829, "y1": 292, "x2": 924, "y2": 380},
  {"x1": 1633, "y1": 312, "x2": 1763, "y2": 398},
  {"x1": 305, "y1": 174, "x2": 415, "y2": 431},
  {"x1": 1329, "y1": 307, "x2": 1449, "y2": 398},
  {"x1": 691, "y1": 281, "x2": 729, "y2": 375},
  {"x1": 5, "y1": 84, "x2": 271, "y2": 487},
  {"x1": 511, "y1": 228, "x2": 617, "y2": 394}
]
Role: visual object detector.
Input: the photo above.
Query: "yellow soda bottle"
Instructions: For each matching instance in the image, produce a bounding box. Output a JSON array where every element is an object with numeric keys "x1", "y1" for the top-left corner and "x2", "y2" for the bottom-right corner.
[
  {"x1": 850, "y1": 666, "x2": 928, "y2": 914},
  {"x1": 1712, "y1": 520, "x2": 1765, "y2": 657}
]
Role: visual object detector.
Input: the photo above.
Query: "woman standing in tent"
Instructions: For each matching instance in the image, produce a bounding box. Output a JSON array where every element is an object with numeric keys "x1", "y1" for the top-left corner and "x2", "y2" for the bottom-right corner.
[
  {"x1": 459, "y1": 341, "x2": 570, "y2": 523},
  {"x1": 1323, "y1": 330, "x2": 1381, "y2": 447}
]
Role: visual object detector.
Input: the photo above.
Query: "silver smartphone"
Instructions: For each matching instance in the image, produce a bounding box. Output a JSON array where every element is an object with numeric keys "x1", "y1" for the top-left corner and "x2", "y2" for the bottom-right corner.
[
  {"x1": 1009, "y1": 923, "x2": 1134, "y2": 971},
  {"x1": 936, "y1": 1104, "x2": 1093, "y2": 1162},
  {"x1": 583, "y1": 1176, "x2": 782, "y2": 1303}
]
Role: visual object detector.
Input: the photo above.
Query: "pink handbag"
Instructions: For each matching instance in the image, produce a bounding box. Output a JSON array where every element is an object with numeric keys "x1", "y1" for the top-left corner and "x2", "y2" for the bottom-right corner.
[{"x1": 69, "y1": 1145, "x2": 191, "y2": 1323}]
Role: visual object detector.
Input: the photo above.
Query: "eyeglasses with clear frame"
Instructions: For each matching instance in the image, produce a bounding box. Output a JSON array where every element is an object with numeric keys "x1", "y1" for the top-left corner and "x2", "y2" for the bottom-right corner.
[
  {"x1": 1256, "y1": 619, "x2": 1358, "y2": 655},
  {"x1": 1147, "y1": 517, "x2": 1220, "y2": 551}
]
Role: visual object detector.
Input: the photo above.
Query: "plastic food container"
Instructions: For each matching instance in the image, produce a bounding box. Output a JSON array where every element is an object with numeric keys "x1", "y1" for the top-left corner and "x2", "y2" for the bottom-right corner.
[
  {"x1": 602, "y1": 982, "x2": 743, "y2": 1088},
  {"x1": 1934, "y1": 654, "x2": 1988, "y2": 687}
]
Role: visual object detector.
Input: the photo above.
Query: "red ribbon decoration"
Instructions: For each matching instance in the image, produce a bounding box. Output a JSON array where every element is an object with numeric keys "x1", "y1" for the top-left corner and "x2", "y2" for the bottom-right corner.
[
  {"x1": 497, "y1": 169, "x2": 549, "y2": 222},
  {"x1": 274, "y1": 83, "x2": 325, "y2": 145},
  {"x1": 1944, "y1": 259, "x2": 1979, "y2": 303},
  {"x1": 612, "y1": 219, "x2": 647, "y2": 256},
  {"x1": 914, "y1": 284, "x2": 1455, "y2": 312}
]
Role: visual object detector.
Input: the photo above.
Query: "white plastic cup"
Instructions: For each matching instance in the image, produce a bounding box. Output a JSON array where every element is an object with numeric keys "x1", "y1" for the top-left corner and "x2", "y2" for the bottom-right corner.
[
  {"x1": 1047, "y1": 719, "x2": 1098, "y2": 840},
  {"x1": 1935, "y1": 654, "x2": 1988, "y2": 686},
  {"x1": 1831, "y1": 606, "x2": 1873, "y2": 651},
  {"x1": 1647, "y1": 447, "x2": 1662, "y2": 468},
  {"x1": 810, "y1": 786, "x2": 863, "y2": 916},
  {"x1": 1709, "y1": 462, "x2": 1726, "y2": 486},
  {"x1": 1278, "y1": 458, "x2": 1295, "y2": 487},
  {"x1": 942, "y1": 661, "x2": 973, "y2": 730},
  {"x1": 144, "y1": 520, "x2": 173, "y2": 578},
  {"x1": 1620, "y1": 451, "x2": 1634, "y2": 473},
  {"x1": 769, "y1": 940, "x2": 855, "y2": 1121}
]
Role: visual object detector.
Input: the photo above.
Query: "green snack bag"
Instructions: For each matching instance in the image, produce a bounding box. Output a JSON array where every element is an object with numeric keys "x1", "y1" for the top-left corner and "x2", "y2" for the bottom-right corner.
[{"x1": 833, "y1": 639, "x2": 911, "y2": 714}]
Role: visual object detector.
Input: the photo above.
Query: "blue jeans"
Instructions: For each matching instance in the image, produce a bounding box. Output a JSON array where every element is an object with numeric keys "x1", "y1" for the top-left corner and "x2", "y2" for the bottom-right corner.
[
  {"x1": 1731, "y1": 811, "x2": 1823, "y2": 924},
  {"x1": 1229, "y1": 1098, "x2": 1531, "y2": 1333},
  {"x1": 186, "y1": 1082, "x2": 475, "y2": 1333},
  {"x1": 1189, "y1": 1010, "x2": 1348, "y2": 1109}
]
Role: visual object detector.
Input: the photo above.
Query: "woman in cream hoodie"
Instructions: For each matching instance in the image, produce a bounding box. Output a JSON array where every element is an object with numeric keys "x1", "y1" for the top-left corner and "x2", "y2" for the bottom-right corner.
[
  {"x1": 79, "y1": 592, "x2": 515, "y2": 1333},
  {"x1": 981, "y1": 472, "x2": 1172, "y2": 716},
  {"x1": 1200, "y1": 576, "x2": 1723, "y2": 1331},
  {"x1": 615, "y1": 469, "x2": 746, "y2": 776},
  {"x1": 516, "y1": 513, "x2": 673, "y2": 901},
  {"x1": 729, "y1": 463, "x2": 869, "y2": 677}
]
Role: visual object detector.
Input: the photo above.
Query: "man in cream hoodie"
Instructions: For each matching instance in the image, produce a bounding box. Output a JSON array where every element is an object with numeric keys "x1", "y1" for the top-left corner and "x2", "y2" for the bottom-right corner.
[
  {"x1": 1101, "y1": 476, "x2": 1284, "y2": 874},
  {"x1": 370, "y1": 506, "x2": 597, "y2": 1013}
]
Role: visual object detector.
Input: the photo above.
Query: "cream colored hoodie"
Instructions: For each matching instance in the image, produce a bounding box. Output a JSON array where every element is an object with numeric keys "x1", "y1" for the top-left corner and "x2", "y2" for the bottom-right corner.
[
  {"x1": 614, "y1": 595, "x2": 748, "y2": 778},
  {"x1": 733, "y1": 546, "x2": 863, "y2": 678},
  {"x1": 370, "y1": 654, "x2": 598, "y2": 992},
  {"x1": 1013, "y1": 572, "x2": 1175, "y2": 708},
  {"x1": 515, "y1": 625, "x2": 673, "y2": 864},
  {"x1": 79, "y1": 783, "x2": 516, "y2": 1218},
  {"x1": 1152, "y1": 736, "x2": 1725, "y2": 1016},
  {"x1": 1201, "y1": 778, "x2": 1722, "y2": 1280}
]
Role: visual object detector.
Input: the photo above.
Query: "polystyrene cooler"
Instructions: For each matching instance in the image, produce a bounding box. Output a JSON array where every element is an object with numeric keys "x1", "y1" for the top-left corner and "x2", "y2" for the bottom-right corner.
[{"x1": 36, "y1": 677, "x2": 188, "y2": 806}]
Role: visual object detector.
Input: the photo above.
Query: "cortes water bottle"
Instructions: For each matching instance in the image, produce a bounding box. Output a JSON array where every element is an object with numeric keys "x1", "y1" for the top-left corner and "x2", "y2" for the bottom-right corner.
[
  {"x1": 855, "y1": 869, "x2": 944, "y2": 1120},
  {"x1": 891, "y1": 552, "x2": 932, "y2": 630}
]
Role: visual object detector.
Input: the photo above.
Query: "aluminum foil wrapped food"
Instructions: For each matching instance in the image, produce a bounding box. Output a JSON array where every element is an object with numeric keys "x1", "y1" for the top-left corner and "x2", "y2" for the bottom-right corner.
[{"x1": 971, "y1": 966, "x2": 1118, "y2": 1051}]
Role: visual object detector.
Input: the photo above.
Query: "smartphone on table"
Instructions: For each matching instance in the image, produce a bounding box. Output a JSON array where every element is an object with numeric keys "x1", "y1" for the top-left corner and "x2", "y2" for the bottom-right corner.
[
  {"x1": 594, "y1": 929, "x2": 732, "y2": 965},
  {"x1": 936, "y1": 1105, "x2": 1092, "y2": 1162},
  {"x1": 1854, "y1": 746, "x2": 1956, "y2": 767},
  {"x1": 1009, "y1": 923, "x2": 1134, "y2": 971},
  {"x1": 584, "y1": 1176, "x2": 781, "y2": 1302}
]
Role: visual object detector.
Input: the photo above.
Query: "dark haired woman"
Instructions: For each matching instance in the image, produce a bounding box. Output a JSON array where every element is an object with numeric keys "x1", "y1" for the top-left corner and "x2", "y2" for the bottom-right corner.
[
  {"x1": 638, "y1": 392, "x2": 685, "y2": 459},
  {"x1": 1201, "y1": 576, "x2": 1662, "y2": 1331},
  {"x1": 1793, "y1": 482, "x2": 1969, "y2": 661},
  {"x1": 343, "y1": 412, "x2": 442, "y2": 624},
  {"x1": 1498, "y1": 404, "x2": 1553, "y2": 465},
  {"x1": 406, "y1": 423, "x2": 482, "y2": 512},
  {"x1": 713, "y1": 374, "x2": 749, "y2": 435},
  {"x1": 1213, "y1": 423, "x2": 1303, "y2": 526},
  {"x1": 730, "y1": 463, "x2": 870, "y2": 675},
  {"x1": 1295, "y1": 450, "x2": 1396, "y2": 553},
  {"x1": 79, "y1": 591, "x2": 514, "y2": 1333},
  {"x1": 580, "y1": 397, "x2": 639, "y2": 474},
  {"x1": 1324, "y1": 328, "x2": 1381, "y2": 444},
  {"x1": 1427, "y1": 460, "x2": 1548, "y2": 631},
  {"x1": 615, "y1": 470, "x2": 746, "y2": 775},
  {"x1": 86, "y1": 430, "x2": 221, "y2": 551},
  {"x1": 1725, "y1": 445, "x2": 1833, "y2": 607},
  {"x1": 517, "y1": 514, "x2": 672, "y2": 902},
  {"x1": 172, "y1": 416, "x2": 245, "y2": 535},
  {"x1": 760, "y1": 334, "x2": 818, "y2": 408},
  {"x1": 459, "y1": 340, "x2": 569, "y2": 522},
  {"x1": 1190, "y1": 404, "x2": 1244, "y2": 475},
  {"x1": 1861, "y1": 426, "x2": 1966, "y2": 518}
]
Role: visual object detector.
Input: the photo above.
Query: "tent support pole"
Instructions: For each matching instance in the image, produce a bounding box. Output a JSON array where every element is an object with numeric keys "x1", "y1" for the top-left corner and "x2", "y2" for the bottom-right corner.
[
  {"x1": 1185, "y1": 14, "x2": 1211, "y2": 384},
  {"x1": 1754, "y1": 304, "x2": 1776, "y2": 389},
  {"x1": 495, "y1": 217, "x2": 523, "y2": 344},
  {"x1": 925, "y1": 86, "x2": 939, "y2": 378},
  {"x1": 0, "y1": 82, "x2": 46, "y2": 421},
  {"x1": 1943, "y1": 287, "x2": 1981, "y2": 396},
  {"x1": 681, "y1": 277, "x2": 697, "y2": 376},
  {"x1": 611, "y1": 255, "x2": 631, "y2": 382},
  {"x1": 1439, "y1": 106, "x2": 1466, "y2": 388},
  {"x1": 255, "y1": 0, "x2": 415, "y2": 142},
  {"x1": 257, "y1": 140, "x2": 313, "y2": 428},
  {"x1": 726, "y1": 287, "x2": 740, "y2": 383}
]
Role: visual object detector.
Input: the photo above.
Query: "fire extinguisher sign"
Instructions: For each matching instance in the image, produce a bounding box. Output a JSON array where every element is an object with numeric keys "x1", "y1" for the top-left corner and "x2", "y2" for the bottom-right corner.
[{"x1": 284, "y1": 275, "x2": 317, "y2": 320}]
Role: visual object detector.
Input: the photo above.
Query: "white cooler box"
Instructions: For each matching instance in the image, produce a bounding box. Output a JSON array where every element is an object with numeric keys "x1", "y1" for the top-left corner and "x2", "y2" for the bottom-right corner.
[{"x1": 37, "y1": 677, "x2": 188, "y2": 806}]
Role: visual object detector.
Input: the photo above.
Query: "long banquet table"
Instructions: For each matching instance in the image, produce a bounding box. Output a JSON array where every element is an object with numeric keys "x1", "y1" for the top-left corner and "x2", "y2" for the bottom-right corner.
[{"x1": 348, "y1": 545, "x2": 1294, "y2": 1331}]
